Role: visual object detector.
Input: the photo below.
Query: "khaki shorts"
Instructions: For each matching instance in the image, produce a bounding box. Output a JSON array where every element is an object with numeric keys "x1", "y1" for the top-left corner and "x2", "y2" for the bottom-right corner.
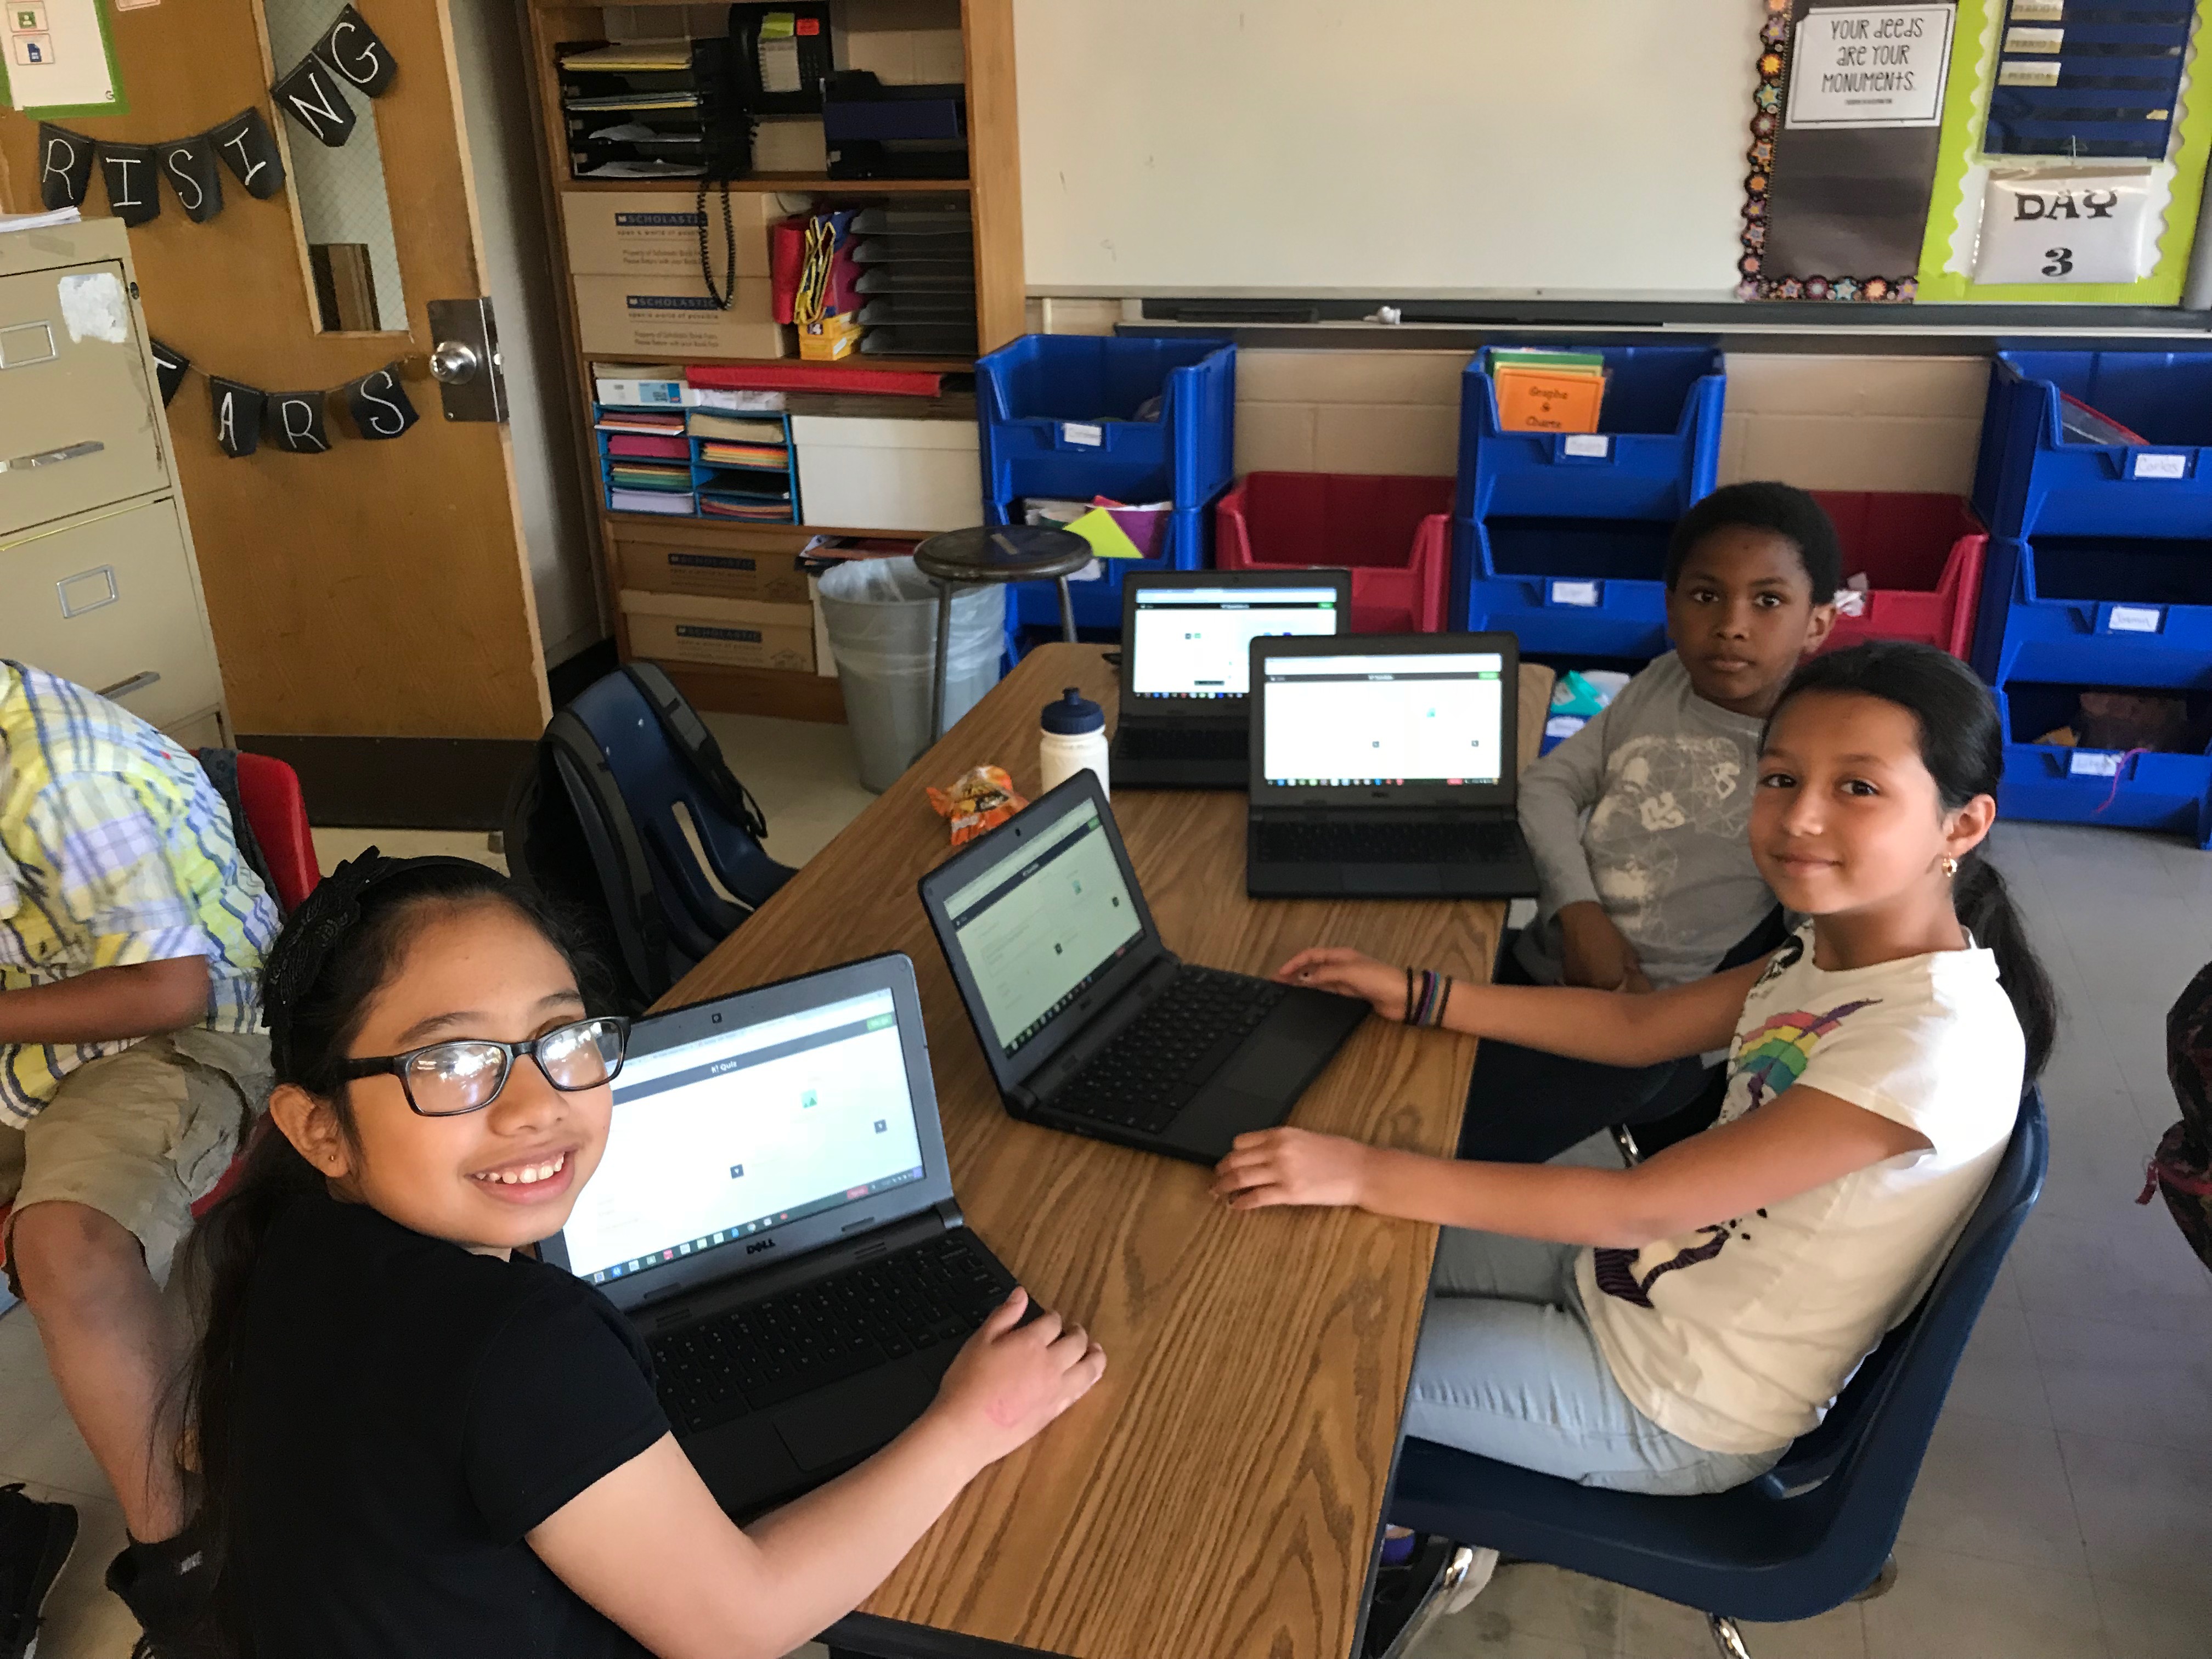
[{"x1": 0, "y1": 1028, "x2": 272, "y2": 1292}]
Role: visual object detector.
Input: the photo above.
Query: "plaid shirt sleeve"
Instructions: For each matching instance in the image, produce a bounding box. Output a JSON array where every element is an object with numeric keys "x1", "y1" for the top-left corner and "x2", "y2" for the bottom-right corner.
[{"x1": 24, "y1": 771, "x2": 212, "y2": 971}]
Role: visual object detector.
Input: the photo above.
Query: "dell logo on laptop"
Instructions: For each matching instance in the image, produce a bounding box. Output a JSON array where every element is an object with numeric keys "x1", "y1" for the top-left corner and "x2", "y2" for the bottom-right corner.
[{"x1": 746, "y1": 1237, "x2": 775, "y2": 1255}]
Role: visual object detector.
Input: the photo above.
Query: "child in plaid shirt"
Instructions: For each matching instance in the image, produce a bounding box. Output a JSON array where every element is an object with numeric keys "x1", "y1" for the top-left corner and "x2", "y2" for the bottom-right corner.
[{"x1": 0, "y1": 661, "x2": 278, "y2": 1649}]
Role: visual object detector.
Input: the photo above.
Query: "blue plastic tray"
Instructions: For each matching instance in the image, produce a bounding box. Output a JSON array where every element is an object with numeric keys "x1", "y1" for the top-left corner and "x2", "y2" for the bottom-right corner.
[
  {"x1": 977, "y1": 335, "x2": 1235, "y2": 514},
  {"x1": 1455, "y1": 516, "x2": 1673, "y2": 660},
  {"x1": 1974, "y1": 351, "x2": 2212, "y2": 539},
  {"x1": 999, "y1": 500, "x2": 1212, "y2": 632},
  {"x1": 1457, "y1": 345, "x2": 1723, "y2": 524},
  {"x1": 1971, "y1": 532, "x2": 2212, "y2": 689},
  {"x1": 1996, "y1": 680, "x2": 2212, "y2": 846}
]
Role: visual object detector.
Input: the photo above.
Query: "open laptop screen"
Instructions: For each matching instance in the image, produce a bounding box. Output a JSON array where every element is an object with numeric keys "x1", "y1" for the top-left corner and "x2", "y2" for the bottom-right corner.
[
  {"x1": 939, "y1": 795, "x2": 1142, "y2": 1058},
  {"x1": 561, "y1": 987, "x2": 928, "y2": 1285},
  {"x1": 1260, "y1": 651, "x2": 1507, "y2": 787},
  {"x1": 1130, "y1": 585, "x2": 1340, "y2": 699}
]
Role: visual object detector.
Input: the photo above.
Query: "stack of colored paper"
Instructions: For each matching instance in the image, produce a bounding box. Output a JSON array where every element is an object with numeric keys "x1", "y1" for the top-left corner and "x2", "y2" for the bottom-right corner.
[
  {"x1": 697, "y1": 441, "x2": 787, "y2": 470},
  {"x1": 596, "y1": 410, "x2": 687, "y2": 437},
  {"x1": 1488, "y1": 348, "x2": 1606, "y2": 434},
  {"x1": 606, "y1": 461, "x2": 693, "y2": 493}
]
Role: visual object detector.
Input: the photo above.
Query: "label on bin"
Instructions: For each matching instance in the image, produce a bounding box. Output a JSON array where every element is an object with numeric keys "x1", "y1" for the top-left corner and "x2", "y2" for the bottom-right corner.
[
  {"x1": 2069, "y1": 749, "x2": 2124, "y2": 777},
  {"x1": 1548, "y1": 579, "x2": 1602, "y2": 607},
  {"x1": 1562, "y1": 434, "x2": 1611, "y2": 459},
  {"x1": 1061, "y1": 422, "x2": 1103, "y2": 447},
  {"x1": 2132, "y1": 452, "x2": 2188, "y2": 480},
  {"x1": 2107, "y1": 604, "x2": 2164, "y2": 634}
]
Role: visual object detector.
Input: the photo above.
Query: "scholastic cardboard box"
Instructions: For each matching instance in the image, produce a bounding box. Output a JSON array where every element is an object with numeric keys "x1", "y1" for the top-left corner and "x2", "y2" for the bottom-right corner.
[
  {"x1": 561, "y1": 191, "x2": 780, "y2": 279},
  {"x1": 574, "y1": 274, "x2": 786, "y2": 359},
  {"x1": 619, "y1": 589, "x2": 815, "y2": 673}
]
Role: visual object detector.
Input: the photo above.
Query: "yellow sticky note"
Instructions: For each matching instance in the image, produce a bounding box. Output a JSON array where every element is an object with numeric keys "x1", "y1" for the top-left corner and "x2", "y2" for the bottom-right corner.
[{"x1": 1066, "y1": 506, "x2": 1145, "y2": 560}]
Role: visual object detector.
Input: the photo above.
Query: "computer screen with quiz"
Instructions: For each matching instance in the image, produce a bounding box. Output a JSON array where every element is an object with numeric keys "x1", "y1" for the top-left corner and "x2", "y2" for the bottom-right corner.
[
  {"x1": 942, "y1": 800, "x2": 1142, "y2": 1057},
  {"x1": 1130, "y1": 586, "x2": 1339, "y2": 698},
  {"x1": 1260, "y1": 652, "x2": 1505, "y2": 787},
  {"x1": 562, "y1": 988, "x2": 927, "y2": 1285}
]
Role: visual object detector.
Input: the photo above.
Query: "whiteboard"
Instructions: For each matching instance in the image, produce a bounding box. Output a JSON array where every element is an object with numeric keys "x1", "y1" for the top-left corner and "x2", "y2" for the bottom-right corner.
[{"x1": 1014, "y1": 0, "x2": 1769, "y2": 298}]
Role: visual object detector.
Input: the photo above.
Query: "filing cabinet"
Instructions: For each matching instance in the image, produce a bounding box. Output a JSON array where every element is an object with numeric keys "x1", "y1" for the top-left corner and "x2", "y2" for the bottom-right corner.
[{"x1": 0, "y1": 219, "x2": 226, "y2": 742}]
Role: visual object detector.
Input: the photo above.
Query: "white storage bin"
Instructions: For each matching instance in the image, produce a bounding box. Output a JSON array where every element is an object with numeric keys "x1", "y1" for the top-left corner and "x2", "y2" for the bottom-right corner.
[{"x1": 790, "y1": 415, "x2": 981, "y2": 533}]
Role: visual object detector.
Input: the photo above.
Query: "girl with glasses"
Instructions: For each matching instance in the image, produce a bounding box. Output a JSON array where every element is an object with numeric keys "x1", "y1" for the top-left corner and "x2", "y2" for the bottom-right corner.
[{"x1": 173, "y1": 853, "x2": 1103, "y2": 1658}]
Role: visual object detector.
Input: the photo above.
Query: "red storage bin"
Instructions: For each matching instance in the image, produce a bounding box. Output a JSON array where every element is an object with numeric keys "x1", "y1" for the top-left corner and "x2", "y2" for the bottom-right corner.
[
  {"x1": 1813, "y1": 491, "x2": 1987, "y2": 661},
  {"x1": 1216, "y1": 472, "x2": 1455, "y2": 633}
]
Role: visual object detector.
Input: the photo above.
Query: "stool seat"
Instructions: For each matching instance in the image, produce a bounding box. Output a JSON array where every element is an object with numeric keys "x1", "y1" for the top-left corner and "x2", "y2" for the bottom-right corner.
[
  {"x1": 914, "y1": 524, "x2": 1093, "y2": 751},
  {"x1": 913, "y1": 523, "x2": 1093, "y2": 585}
]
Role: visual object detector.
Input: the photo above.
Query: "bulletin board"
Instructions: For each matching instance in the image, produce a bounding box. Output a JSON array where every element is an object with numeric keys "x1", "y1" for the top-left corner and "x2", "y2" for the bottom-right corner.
[{"x1": 1915, "y1": 0, "x2": 2212, "y2": 302}]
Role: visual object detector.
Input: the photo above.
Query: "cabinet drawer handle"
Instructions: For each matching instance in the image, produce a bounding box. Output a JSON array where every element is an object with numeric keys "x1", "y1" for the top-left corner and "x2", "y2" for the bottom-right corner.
[
  {"x1": 98, "y1": 672, "x2": 161, "y2": 701},
  {"x1": 1, "y1": 439, "x2": 104, "y2": 473},
  {"x1": 57, "y1": 565, "x2": 118, "y2": 617}
]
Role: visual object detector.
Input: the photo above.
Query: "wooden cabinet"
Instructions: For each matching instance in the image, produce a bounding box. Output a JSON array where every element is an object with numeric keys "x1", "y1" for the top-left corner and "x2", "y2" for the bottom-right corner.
[
  {"x1": 521, "y1": 0, "x2": 1023, "y2": 720},
  {"x1": 0, "y1": 222, "x2": 227, "y2": 743}
]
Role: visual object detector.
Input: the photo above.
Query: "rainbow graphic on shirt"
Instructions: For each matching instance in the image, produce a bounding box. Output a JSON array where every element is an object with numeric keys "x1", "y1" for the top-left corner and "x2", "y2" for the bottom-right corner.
[
  {"x1": 1592, "y1": 995, "x2": 1881, "y2": 1308},
  {"x1": 1733, "y1": 998, "x2": 1882, "y2": 1111}
]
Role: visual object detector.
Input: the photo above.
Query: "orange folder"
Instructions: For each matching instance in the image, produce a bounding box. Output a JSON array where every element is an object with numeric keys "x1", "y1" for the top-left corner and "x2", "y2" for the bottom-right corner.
[{"x1": 1494, "y1": 367, "x2": 1605, "y2": 434}]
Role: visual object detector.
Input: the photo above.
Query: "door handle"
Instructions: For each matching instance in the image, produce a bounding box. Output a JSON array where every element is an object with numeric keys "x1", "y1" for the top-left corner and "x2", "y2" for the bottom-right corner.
[
  {"x1": 1, "y1": 439, "x2": 104, "y2": 473},
  {"x1": 98, "y1": 671, "x2": 161, "y2": 701},
  {"x1": 429, "y1": 341, "x2": 479, "y2": 383}
]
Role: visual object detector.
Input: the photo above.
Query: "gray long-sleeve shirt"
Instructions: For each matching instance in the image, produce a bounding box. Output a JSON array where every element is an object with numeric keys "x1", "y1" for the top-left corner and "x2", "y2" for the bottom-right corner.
[{"x1": 1514, "y1": 652, "x2": 1779, "y2": 990}]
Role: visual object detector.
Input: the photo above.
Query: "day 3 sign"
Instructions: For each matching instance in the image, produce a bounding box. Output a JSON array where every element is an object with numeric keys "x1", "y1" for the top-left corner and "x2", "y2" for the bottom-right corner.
[{"x1": 1786, "y1": 4, "x2": 1956, "y2": 129}]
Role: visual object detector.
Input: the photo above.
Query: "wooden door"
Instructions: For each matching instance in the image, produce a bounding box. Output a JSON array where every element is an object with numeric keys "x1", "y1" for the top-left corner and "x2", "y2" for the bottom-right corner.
[{"x1": 0, "y1": 0, "x2": 551, "y2": 741}]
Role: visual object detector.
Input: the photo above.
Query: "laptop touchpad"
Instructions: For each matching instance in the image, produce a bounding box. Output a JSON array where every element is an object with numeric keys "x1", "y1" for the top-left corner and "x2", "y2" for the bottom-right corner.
[
  {"x1": 1215, "y1": 1037, "x2": 1313, "y2": 1097},
  {"x1": 1345, "y1": 868, "x2": 1444, "y2": 894},
  {"x1": 776, "y1": 1363, "x2": 935, "y2": 1471}
]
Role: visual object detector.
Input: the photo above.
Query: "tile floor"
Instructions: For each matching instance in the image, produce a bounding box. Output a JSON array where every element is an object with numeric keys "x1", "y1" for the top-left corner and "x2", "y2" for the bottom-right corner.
[{"x1": 3, "y1": 718, "x2": 2204, "y2": 1659}]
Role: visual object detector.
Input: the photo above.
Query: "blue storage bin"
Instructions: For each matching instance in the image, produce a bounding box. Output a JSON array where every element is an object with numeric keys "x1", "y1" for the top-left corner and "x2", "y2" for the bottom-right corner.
[
  {"x1": 1002, "y1": 501, "x2": 1212, "y2": 632},
  {"x1": 1457, "y1": 345, "x2": 1724, "y2": 524},
  {"x1": 1974, "y1": 351, "x2": 2212, "y2": 539},
  {"x1": 1971, "y1": 532, "x2": 2212, "y2": 689},
  {"x1": 1996, "y1": 680, "x2": 2212, "y2": 847},
  {"x1": 597, "y1": 413, "x2": 697, "y2": 517},
  {"x1": 1455, "y1": 515, "x2": 1673, "y2": 660},
  {"x1": 977, "y1": 335, "x2": 1236, "y2": 513}
]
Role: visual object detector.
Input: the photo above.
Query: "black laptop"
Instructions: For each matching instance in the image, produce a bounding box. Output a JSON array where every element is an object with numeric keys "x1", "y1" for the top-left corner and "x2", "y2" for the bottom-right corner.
[
  {"x1": 541, "y1": 953, "x2": 1018, "y2": 1518},
  {"x1": 917, "y1": 770, "x2": 1369, "y2": 1163},
  {"x1": 1109, "y1": 569, "x2": 1352, "y2": 789},
  {"x1": 1245, "y1": 632, "x2": 1543, "y2": 899}
]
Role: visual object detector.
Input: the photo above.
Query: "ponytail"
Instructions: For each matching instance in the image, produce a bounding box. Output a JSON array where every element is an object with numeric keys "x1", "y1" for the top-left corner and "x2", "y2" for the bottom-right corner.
[
  {"x1": 1951, "y1": 855, "x2": 2057, "y2": 1080},
  {"x1": 180, "y1": 853, "x2": 597, "y2": 1652},
  {"x1": 1767, "y1": 641, "x2": 2057, "y2": 1079}
]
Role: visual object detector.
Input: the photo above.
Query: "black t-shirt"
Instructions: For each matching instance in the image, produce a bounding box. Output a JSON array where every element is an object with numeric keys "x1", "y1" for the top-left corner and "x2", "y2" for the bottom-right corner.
[{"x1": 234, "y1": 1189, "x2": 669, "y2": 1658}]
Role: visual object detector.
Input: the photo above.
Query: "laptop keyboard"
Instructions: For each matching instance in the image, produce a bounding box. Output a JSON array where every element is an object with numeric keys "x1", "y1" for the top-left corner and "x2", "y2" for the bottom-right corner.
[
  {"x1": 1045, "y1": 966, "x2": 1284, "y2": 1136},
  {"x1": 646, "y1": 1233, "x2": 1007, "y2": 1436},
  {"x1": 1118, "y1": 723, "x2": 1247, "y2": 763},
  {"x1": 1255, "y1": 817, "x2": 1525, "y2": 867}
]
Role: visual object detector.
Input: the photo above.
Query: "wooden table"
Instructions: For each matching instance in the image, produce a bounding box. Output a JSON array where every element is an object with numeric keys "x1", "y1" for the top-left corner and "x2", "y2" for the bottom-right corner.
[{"x1": 661, "y1": 644, "x2": 1553, "y2": 1659}]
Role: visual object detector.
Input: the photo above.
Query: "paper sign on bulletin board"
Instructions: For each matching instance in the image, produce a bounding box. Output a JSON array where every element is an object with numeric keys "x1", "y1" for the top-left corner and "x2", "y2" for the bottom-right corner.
[
  {"x1": 1914, "y1": 0, "x2": 2212, "y2": 302},
  {"x1": 0, "y1": 0, "x2": 125, "y2": 117}
]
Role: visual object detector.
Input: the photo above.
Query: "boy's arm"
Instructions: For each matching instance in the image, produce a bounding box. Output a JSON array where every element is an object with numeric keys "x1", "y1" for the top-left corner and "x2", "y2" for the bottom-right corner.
[
  {"x1": 1515, "y1": 700, "x2": 1611, "y2": 921},
  {"x1": 0, "y1": 958, "x2": 212, "y2": 1046}
]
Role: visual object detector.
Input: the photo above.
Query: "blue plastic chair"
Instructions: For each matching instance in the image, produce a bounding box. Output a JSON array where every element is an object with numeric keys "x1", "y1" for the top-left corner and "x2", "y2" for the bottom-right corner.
[{"x1": 1391, "y1": 1088, "x2": 2049, "y2": 1658}]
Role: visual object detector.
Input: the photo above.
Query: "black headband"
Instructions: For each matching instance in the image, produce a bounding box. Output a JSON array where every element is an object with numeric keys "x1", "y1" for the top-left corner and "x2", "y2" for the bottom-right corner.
[{"x1": 262, "y1": 849, "x2": 501, "y2": 1079}]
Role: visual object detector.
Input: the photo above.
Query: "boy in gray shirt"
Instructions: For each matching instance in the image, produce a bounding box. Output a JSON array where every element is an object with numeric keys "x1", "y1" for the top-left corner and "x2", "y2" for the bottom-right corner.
[{"x1": 1462, "y1": 482, "x2": 1840, "y2": 1163}]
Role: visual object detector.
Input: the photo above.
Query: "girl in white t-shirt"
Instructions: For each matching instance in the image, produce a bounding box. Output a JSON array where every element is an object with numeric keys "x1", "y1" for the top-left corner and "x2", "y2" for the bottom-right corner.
[{"x1": 1215, "y1": 641, "x2": 2055, "y2": 1496}]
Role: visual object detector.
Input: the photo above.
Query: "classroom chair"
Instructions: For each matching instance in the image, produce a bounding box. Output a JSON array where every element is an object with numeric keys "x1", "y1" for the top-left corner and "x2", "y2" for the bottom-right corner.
[
  {"x1": 1388, "y1": 1088, "x2": 2048, "y2": 1659},
  {"x1": 234, "y1": 751, "x2": 321, "y2": 914}
]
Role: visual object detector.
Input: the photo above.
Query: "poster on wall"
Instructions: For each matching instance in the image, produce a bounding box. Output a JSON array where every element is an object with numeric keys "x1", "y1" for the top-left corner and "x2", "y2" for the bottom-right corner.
[
  {"x1": 1742, "y1": 0, "x2": 1957, "y2": 300},
  {"x1": 0, "y1": 0, "x2": 123, "y2": 116},
  {"x1": 1914, "y1": 0, "x2": 2212, "y2": 302}
]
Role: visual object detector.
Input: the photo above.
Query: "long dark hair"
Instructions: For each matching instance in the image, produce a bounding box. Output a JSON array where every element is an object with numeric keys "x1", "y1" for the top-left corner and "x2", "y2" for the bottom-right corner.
[
  {"x1": 1765, "y1": 641, "x2": 2057, "y2": 1078},
  {"x1": 182, "y1": 853, "x2": 595, "y2": 1652}
]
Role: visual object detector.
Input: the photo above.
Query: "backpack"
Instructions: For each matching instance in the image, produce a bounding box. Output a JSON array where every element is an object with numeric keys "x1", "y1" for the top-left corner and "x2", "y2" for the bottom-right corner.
[
  {"x1": 505, "y1": 664, "x2": 797, "y2": 1013},
  {"x1": 2142, "y1": 957, "x2": 2212, "y2": 1275}
]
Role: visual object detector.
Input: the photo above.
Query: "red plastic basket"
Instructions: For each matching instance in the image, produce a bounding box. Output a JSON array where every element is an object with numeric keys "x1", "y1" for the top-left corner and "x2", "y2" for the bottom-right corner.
[
  {"x1": 1813, "y1": 491, "x2": 1988, "y2": 661},
  {"x1": 1216, "y1": 472, "x2": 1456, "y2": 633}
]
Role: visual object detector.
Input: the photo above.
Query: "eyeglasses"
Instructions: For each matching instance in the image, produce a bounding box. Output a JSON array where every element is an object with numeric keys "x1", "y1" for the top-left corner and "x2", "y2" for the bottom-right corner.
[{"x1": 338, "y1": 1017, "x2": 630, "y2": 1118}]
